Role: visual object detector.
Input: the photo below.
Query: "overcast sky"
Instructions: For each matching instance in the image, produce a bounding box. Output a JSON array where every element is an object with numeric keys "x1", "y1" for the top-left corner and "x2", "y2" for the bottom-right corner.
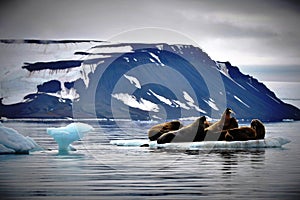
[{"x1": 1, "y1": 0, "x2": 300, "y2": 71}]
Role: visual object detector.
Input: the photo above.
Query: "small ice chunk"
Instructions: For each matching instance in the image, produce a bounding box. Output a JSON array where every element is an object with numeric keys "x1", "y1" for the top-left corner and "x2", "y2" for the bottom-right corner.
[
  {"x1": 0, "y1": 122, "x2": 39, "y2": 154},
  {"x1": 47, "y1": 122, "x2": 93, "y2": 152}
]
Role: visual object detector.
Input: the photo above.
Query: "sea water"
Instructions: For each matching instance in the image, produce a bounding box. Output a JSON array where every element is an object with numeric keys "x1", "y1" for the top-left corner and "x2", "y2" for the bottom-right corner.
[
  {"x1": 0, "y1": 120, "x2": 299, "y2": 200},
  {"x1": 1, "y1": 81, "x2": 300, "y2": 199},
  {"x1": 263, "y1": 81, "x2": 300, "y2": 109}
]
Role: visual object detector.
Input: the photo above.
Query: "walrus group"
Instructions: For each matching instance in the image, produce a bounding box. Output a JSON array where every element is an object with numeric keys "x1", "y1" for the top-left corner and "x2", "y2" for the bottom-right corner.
[{"x1": 148, "y1": 108, "x2": 265, "y2": 144}]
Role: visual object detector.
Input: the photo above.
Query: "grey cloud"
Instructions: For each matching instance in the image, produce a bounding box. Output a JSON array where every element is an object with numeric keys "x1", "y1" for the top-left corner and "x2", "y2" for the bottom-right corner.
[{"x1": 0, "y1": 0, "x2": 299, "y2": 66}]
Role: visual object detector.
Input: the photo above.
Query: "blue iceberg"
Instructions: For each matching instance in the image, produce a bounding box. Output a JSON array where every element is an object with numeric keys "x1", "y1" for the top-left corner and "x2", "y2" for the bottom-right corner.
[{"x1": 46, "y1": 122, "x2": 93, "y2": 152}]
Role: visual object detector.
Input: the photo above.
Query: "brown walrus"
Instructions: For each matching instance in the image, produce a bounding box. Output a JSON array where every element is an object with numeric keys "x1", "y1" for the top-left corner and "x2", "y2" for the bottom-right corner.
[
  {"x1": 156, "y1": 108, "x2": 238, "y2": 143},
  {"x1": 157, "y1": 116, "x2": 207, "y2": 144},
  {"x1": 251, "y1": 119, "x2": 265, "y2": 139},
  {"x1": 204, "y1": 108, "x2": 238, "y2": 141},
  {"x1": 224, "y1": 127, "x2": 256, "y2": 141},
  {"x1": 147, "y1": 120, "x2": 183, "y2": 141},
  {"x1": 217, "y1": 117, "x2": 239, "y2": 140},
  {"x1": 223, "y1": 119, "x2": 265, "y2": 141}
]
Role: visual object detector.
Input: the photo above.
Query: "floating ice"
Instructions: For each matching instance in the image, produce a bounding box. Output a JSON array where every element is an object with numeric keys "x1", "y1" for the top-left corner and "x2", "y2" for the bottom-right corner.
[
  {"x1": 47, "y1": 122, "x2": 93, "y2": 152},
  {"x1": 0, "y1": 123, "x2": 40, "y2": 154},
  {"x1": 110, "y1": 137, "x2": 291, "y2": 150}
]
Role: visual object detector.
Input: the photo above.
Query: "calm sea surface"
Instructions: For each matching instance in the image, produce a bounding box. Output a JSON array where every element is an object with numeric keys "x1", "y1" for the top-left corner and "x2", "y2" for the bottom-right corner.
[
  {"x1": 0, "y1": 119, "x2": 299, "y2": 200},
  {"x1": 263, "y1": 81, "x2": 300, "y2": 109},
  {"x1": 1, "y1": 81, "x2": 300, "y2": 199}
]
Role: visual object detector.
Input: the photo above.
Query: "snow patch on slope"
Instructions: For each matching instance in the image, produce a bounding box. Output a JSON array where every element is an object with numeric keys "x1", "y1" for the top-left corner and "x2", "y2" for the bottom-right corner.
[
  {"x1": 267, "y1": 94, "x2": 281, "y2": 104},
  {"x1": 149, "y1": 89, "x2": 173, "y2": 106},
  {"x1": 234, "y1": 95, "x2": 250, "y2": 108},
  {"x1": 216, "y1": 62, "x2": 230, "y2": 77},
  {"x1": 148, "y1": 52, "x2": 165, "y2": 66},
  {"x1": 203, "y1": 98, "x2": 219, "y2": 111},
  {"x1": 124, "y1": 74, "x2": 141, "y2": 89},
  {"x1": 90, "y1": 44, "x2": 133, "y2": 54},
  {"x1": 112, "y1": 93, "x2": 159, "y2": 112},
  {"x1": 183, "y1": 91, "x2": 206, "y2": 113},
  {"x1": 246, "y1": 82, "x2": 260, "y2": 92},
  {"x1": 172, "y1": 100, "x2": 190, "y2": 110}
]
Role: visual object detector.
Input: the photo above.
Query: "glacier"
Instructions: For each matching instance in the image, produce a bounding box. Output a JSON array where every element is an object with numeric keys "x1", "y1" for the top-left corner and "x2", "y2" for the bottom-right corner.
[{"x1": 0, "y1": 39, "x2": 299, "y2": 121}]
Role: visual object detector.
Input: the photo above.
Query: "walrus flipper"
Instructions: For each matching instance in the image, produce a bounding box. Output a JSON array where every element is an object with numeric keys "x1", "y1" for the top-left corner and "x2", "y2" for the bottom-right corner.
[{"x1": 157, "y1": 132, "x2": 175, "y2": 144}]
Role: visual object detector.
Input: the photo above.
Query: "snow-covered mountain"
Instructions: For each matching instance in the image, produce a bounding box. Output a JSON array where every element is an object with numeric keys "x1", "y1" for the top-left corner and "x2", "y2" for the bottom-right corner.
[{"x1": 0, "y1": 40, "x2": 299, "y2": 121}]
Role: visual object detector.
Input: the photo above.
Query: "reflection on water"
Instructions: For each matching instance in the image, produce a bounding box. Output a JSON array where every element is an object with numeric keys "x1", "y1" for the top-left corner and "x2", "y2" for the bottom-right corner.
[{"x1": 0, "y1": 120, "x2": 299, "y2": 199}]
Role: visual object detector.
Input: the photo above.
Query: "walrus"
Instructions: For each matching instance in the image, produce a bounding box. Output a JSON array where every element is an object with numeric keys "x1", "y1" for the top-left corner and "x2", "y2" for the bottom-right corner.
[
  {"x1": 204, "y1": 108, "x2": 238, "y2": 141},
  {"x1": 224, "y1": 127, "x2": 256, "y2": 141},
  {"x1": 223, "y1": 116, "x2": 239, "y2": 130},
  {"x1": 157, "y1": 116, "x2": 207, "y2": 144},
  {"x1": 217, "y1": 117, "x2": 239, "y2": 140},
  {"x1": 147, "y1": 120, "x2": 183, "y2": 141},
  {"x1": 222, "y1": 119, "x2": 265, "y2": 141},
  {"x1": 251, "y1": 119, "x2": 265, "y2": 139}
]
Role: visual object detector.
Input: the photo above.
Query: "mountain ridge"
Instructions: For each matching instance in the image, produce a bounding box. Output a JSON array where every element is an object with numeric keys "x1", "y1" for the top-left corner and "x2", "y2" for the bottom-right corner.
[{"x1": 0, "y1": 40, "x2": 299, "y2": 121}]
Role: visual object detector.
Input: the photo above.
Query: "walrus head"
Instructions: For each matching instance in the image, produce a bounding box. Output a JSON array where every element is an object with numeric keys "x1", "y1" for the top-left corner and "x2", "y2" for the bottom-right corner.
[
  {"x1": 199, "y1": 116, "x2": 207, "y2": 123},
  {"x1": 223, "y1": 108, "x2": 236, "y2": 129},
  {"x1": 148, "y1": 120, "x2": 183, "y2": 141},
  {"x1": 223, "y1": 108, "x2": 235, "y2": 123},
  {"x1": 193, "y1": 116, "x2": 208, "y2": 142},
  {"x1": 250, "y1": 119, "x2": 265, "y2": 139},
  {"x1": 225, "y1": 108, "x2": 235, "y2": 115}
]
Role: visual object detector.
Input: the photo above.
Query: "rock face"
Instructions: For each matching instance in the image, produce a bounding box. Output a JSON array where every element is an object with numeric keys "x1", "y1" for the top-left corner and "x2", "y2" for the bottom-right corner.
[{"x1": 0, "y1": 40, "x2": 299, "y2": 121}]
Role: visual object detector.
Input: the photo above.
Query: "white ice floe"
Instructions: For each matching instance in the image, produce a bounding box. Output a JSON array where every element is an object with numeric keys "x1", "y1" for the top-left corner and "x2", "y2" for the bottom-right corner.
[
  {"x1": 47, "y1": 122, "x2": 94, "y2": 152},
  {"x1": 0, "y1": 123, "x2": 40, "y2": 154},
  {"x1": 110, "y1": 137, "x2": 291, "y2": 150}
]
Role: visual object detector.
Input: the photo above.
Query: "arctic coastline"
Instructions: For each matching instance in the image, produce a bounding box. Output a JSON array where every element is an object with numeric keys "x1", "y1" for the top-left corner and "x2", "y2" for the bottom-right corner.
[{"x1": 0, "y1": 40, "x2": 299, "y2": 122}]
